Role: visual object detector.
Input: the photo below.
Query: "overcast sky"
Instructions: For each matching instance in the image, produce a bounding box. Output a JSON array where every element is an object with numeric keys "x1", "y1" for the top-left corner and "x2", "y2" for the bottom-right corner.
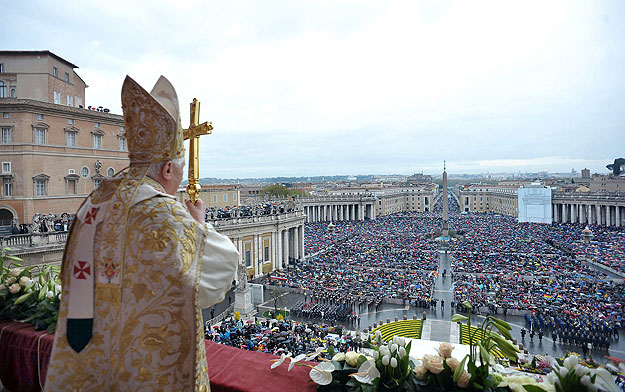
[{"x1": 3, "y1": 1, "x2": 624, "y2": 178}]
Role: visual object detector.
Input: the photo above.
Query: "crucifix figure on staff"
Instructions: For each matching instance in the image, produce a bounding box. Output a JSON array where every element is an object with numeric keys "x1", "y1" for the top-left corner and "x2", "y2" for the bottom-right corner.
[{"x1": 183, "y1": 98, "x2": 213, "y2": 203}]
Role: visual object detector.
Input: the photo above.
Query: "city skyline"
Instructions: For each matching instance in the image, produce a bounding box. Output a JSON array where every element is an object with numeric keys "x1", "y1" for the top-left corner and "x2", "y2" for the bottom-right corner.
[{"x1": 2, "y1": 0, "x2": 624, "y2": 178}]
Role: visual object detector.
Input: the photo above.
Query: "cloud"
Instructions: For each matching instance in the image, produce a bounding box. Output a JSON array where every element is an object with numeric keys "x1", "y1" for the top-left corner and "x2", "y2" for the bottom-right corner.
[{"x1": 2, "y1": 0, "x2": 624, "y2": 177}]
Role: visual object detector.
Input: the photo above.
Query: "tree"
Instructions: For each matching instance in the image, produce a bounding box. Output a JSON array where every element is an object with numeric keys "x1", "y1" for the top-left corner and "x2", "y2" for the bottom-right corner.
[{"x1": 269, "y1": 286, "x2": 285, "y2": 317}]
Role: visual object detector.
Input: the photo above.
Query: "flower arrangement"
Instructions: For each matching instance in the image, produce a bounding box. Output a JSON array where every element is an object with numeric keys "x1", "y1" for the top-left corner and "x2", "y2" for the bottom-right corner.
[
  {"x1": 542, "y1": 354, "x2": 621, "y2": 392},
  {"x1": 0, "y1": 247, "x2": 61, "y2": 332}
]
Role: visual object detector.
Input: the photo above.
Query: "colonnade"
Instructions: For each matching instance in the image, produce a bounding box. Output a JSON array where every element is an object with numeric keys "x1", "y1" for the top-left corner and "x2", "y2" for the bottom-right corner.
[
  {"x1": 302, "y1": 202, "x2": 376, "y2": 222},
  {"x1": 552, "y1": 202, "x2": 623, "y2": 227}
]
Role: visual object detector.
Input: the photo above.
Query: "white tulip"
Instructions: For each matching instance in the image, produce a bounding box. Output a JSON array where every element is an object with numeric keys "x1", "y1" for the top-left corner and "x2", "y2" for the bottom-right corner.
[
  {"x1": 9, "y1": 268, "x2": 22, "y2": 277},
  {"x1": 19, "y1": 276, "x2": 30, "y2": 287},
  {"x1": 372, "y1": 350, "x2": 379, "y2": 360},
  {"x1": 580, "y1": 375, "x2": 591, "y2": 387},
  {"x1": 9, "y1": 283, "x2": 20, "y2": 294},
  {"x1": 563, "y1": 355, "x2": 578, "y2": 370},
  {"x1": 379, "y1": 346, "x2": 389, "y2": 357},
  {"x1": 390, "y1": 343, "x2": 398, "y2": 353},
  {"x1": 398, "y1": 337, "x2": 406, "y2": 347},
  {"x1": 55, "y1": 284, "x2": 62, "y2": 292},
  {"x1": 575, "y1": 364, "x2": 588, "y2": 377},
  {"x1": 559, "y1": 366, "x2": 569, "y2": 378},
  {"x1": 375, "y1": 330, "x2": 381, "y2": 339},
  {"x1": 398, "y1": 346, "x2": 407, "y2": 358},
  {"x1": 46, "y1": 291, "x2": 54, "y2": 299},
  {"x1": 382, "y1": 355, "x2": 390, "y2": 366},
  {"x1": 390, "y1": 357, "x2": 398, "y2": 368}
]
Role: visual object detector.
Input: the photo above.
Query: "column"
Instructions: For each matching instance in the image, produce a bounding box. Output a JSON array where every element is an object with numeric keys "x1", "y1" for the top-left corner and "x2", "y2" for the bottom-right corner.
[
  {"x1": 299, "y1": 224, "x2": 305, "y2": 260},
  {"x1": 271, "y1": 231, "x2": 277, "y2": 271},
  {"x1": 253, "y1": 234, "x2": 259, "y2": 277},
  {"x1": 552, "y1": 204, "x2": 557, "y2": 222},
  {"x1": 607, "y1": 206, "x2": 612, "y2": 226},
  {"x1": 616, "y1": 206, "x2": 621, "y2": 227},
  {"x1": 276, "y1": 230, "x2": 282, "y2": 270},
  {"x1": 292, "y1": 227, "x2": 299, "y2": 261},
  {"x1": 282, "y1": 230, "x2": 289, "y2": 267},
  {"x1": 570, "y1": 204, "x2": 575, "y2": 223},
  {"x1": 596, "y1": 205, "x2": 601, "y2": 225}
]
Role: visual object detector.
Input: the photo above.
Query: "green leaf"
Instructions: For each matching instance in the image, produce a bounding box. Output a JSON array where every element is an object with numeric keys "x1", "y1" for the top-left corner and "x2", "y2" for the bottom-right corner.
[
  {"x1": 523, "y1": 385, "x2": 547, "y2": 392},
  {"x1": 453, "y1": 355, "x2": 468, "y2": 382},
  {"x1": 14, "y1": 290, "x2": 36, "y2": 305},
  {"x1": 451, "y1": 314, "x2": 469, "y2": 323},
  {"x1": 357, "y1": 355, "x2": 367, "y2": 367},
  {"x1": 477, "y1": 342, "x2": 490, "y2": 365}
]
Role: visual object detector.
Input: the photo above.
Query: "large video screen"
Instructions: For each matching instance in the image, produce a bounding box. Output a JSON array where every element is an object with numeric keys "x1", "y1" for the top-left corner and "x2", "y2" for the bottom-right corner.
[{"x1": 518, "y1": 186, "x2": 552, "y2": 224}]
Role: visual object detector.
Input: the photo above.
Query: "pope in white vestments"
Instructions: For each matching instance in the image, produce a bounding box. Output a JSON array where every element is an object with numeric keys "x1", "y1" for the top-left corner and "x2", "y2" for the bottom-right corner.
[{"x1": 45, "y1": 76, "x2": 240, "y2": 391}]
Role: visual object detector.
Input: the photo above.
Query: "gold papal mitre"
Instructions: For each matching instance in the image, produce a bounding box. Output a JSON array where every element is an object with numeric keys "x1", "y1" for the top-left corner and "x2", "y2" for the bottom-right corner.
[{"x1": 121, "y1": 76, "x2": 185, "y2": 164}]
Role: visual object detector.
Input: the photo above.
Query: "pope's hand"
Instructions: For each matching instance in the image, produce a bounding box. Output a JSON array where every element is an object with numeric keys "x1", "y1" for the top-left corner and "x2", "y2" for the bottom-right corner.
[{"x1": 185, "y1": 198, "x2": 206, "y2": 223}]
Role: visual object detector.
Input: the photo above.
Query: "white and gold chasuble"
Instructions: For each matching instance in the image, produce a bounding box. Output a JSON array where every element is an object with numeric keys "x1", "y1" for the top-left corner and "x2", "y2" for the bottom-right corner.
[{"x1": 46, "y1": 174, "x2": 239, "y2": 391}]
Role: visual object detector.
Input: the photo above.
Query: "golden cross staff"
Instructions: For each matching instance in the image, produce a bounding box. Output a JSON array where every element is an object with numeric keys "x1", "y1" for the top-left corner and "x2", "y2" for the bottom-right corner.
[{"x1": 183, "y1": 98, "x2": 213, "y2": 203}]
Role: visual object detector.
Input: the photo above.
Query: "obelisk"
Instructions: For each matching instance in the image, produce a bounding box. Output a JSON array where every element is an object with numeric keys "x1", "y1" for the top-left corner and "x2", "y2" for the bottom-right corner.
[{"x1": 442, "y1": 161, "x2": 449, "y2": 237}]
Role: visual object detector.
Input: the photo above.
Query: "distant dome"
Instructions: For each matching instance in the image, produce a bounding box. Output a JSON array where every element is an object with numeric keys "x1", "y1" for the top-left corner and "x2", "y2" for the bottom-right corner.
[
  {"x1": 327, "y1": 222, "x2": 336, "y2": 232},
  {"x1": 582, "y1": 226, "x2": 593, "y2": 235}
]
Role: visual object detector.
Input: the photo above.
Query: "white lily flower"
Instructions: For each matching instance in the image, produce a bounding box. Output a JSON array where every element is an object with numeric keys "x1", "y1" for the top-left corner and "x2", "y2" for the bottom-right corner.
[
  {"x1": 288, "y1": 354, "x2": 307, "y2": 371},
  {"x1": 310, "y1": 361, "x2": 334, "y2": 385},
  {"x1": 390, "y1": 357, "x2": 398, "y2": 368},
  {"x1": 55, "y1": 284, "x2": 62, "y2": 292},
  {"x1": 19, "y1": 276, "x2": 31, "y2": 287},
  {"x1": 270, "y1": 353, "x2": 291, "y2": 369},
  {"x1": 305, "y1": 347, "x2": 325, "y2": 361},
  {"x1": 352, "y1": 359, "x2": 381, "y2": 385},
  {"x1": 9, "y1": 268, "x2": 22, "y2": 277},
  {"x1": 7, "y1": 277, "x2": 16, "y2": 285},
  {"x1": 9, "y1": 283, "x2": 20, "y2": 294},
  {"x1": 46, "y1": 291, "x2": 54, "y2": 299}
]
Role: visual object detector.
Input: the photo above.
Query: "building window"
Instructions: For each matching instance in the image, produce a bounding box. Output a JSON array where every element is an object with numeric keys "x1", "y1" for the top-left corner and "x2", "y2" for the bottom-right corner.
[
  {"x1": 233, "y1": 194, "x2": 237, "y2": 201},
  {"x1": 0, "y1": 81, "x2": 6, "y2": 98},
  {"x1": 53, "y1": 90, "x2": 60, "y2": 104},
  {"x1": 2, "y1": 113, "x2": 8, "y2": 119},
  {"x1": 213, "y1": 195, "x2": 217, "y2": 203},
  {"x1": 223, "y1": 194, "x2": 228, "y2": 202},
  {"x1": 36, "y1": 113, "x2": 44, "y2": 120},
  {"x1": 81, "y1": 166, "x2": 89, "y2": 178},
  {"x1": 10, "y1": 89, "x2": 15, "y2": 98},
  {"x1": 65, "y1": 72, "x2": 69, "y2": 82},
  {"x1": 67, "y1": 179, "x2": 77, "y2": 194},
  {"x1": 67, "y1": 95, "x2": 73, "y2": 106},
  {"x1": 120, "y1": 125, "x2": 125, "y2": 132},
  {"x1": 264, "y1": 246, "x2": 269, "y2": 262},
  {"x1": 118, "y1": 137, "x2": 126, "y2": 151},
  {"x1": 67, "y1": 118, "x2": 74, "y2": 125},
  {"x1": 0, "y1": 64, "x2": 3, "y2": 73},
  {"x1": 2, "y1": 162, "x2": 11, "y2": 173},
  {"x1": 53, "y1": 67, "x2": 58, "y2": 77},
  {"x1": 245, "y1": 250, "x2": 251, "y2": 267},
  {"x1": 34, "y1": 128, "x2": 46, "y2": 144},
  {"x1": 93, "y1": 179, "x2": 101, "y2": 189},
  {"x1": 1, "y1": 128, "x2": 11, "y2": 144},
  {"x1": 66, "y1": 131, "x2": 76, "y2": 147},
  {"x1": 35, "y1": 180, "x2": 46, "y2": 196},
  {"x1": 3, "y1": 178, "x2": 11, "y2": 197},
  {"x1": 107, "y1": 167, "x2": 115, "y2": 177},
  {"x1": 94, "y1": 122, "x2": 100, "y2": 128},
  {"x1": 93, "y1": 134, "x2": 102, "y2": 149}
]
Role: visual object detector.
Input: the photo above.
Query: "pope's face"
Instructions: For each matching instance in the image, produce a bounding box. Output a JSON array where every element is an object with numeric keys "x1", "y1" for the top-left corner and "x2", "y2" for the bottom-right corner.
[{"x1": 170, "y1": 160, "x2": 186, "y2": 194}]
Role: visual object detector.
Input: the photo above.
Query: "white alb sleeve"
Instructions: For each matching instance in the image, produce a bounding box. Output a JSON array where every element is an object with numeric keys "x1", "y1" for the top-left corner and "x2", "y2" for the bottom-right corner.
[{"x1": 197, "y1": 223, "x2": 240, "y2": 309}]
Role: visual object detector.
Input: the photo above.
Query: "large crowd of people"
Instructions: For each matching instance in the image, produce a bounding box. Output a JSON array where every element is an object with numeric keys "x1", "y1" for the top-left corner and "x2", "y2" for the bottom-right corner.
[
  {"x1": 205, "y1": 317, "x2": 362, "y2": 356},
  {"x1": 222, "y1": 192, "x2": 625, "y2": 357}
]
